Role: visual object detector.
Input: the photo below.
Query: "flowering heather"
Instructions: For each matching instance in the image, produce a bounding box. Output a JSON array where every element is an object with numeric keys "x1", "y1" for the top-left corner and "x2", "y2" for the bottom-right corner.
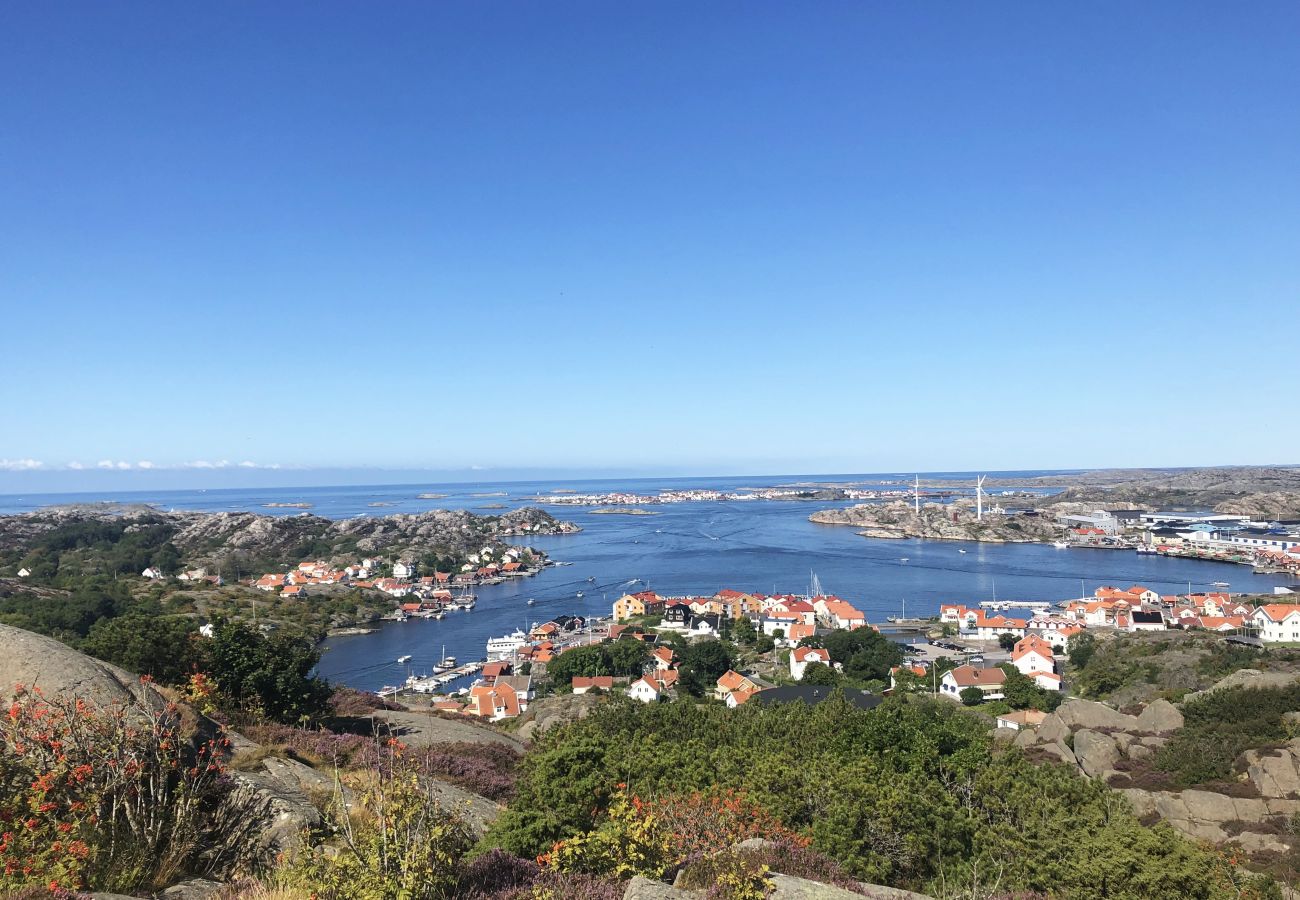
[
  {"x1": 327, "y1": 687, "x2": 402, "y2": 717},
  {"x1": 239, "y1": 724, "x2": 519, "y2": 801}
]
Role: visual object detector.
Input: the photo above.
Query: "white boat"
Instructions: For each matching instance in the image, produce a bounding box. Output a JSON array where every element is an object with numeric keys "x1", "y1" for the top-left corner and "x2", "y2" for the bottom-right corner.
[
  {"x1": 486, "y1": 630, "x2": 528, "y2": 659},
  {"x1": 1212, "y1": 582, "x2": 1230, "y2": 588},
  {"x1": 958, "y1": 549, "x2": 967, "y2": 554},
  {"x1": 576, "y1": 591, "x2": 584, "y2": 598},
  {"x1": 397, "y1": 654, "x2": 412, "y2": 665},
  {"x1": 526, "y1": 598, "x2": 536, "y2": 605},
  {"x1": 1053, "y1": 541, "x2": 1069, "y2": 549},
  {"x1": 898, "y1": 558, "x2": 909, "y2": 563},
  {"x1": 441, "y1": 655, "x2": 457, "y2": 667}
]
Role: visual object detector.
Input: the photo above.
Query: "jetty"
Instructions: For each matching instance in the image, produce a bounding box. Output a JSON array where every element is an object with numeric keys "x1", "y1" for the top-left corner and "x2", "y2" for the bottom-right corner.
[
  {"x1": 379, "y1": 660, "x2": 486, "y2": 698},
  {"x1": 979, "y1": 600, "x2": 1053, "y2": 612}
]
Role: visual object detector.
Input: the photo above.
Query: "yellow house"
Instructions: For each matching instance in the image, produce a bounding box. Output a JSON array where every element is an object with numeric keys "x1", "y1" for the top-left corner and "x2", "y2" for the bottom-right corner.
[{"x1": 613, "y1": 593, "x2": 647, "y2": 621}]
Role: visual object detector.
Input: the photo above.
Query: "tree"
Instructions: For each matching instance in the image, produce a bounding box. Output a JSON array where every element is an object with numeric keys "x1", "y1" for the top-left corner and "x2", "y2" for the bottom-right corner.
[
  {"x1": 998, "y1": 632, "x2": 1018, "y2": 651},
  {"x1": 800, "y1": 662, "x2": 840, "y2": 685},
  {"x1": 81, "y1": 614, "x2": 199, "y2": 684},
  {"x1": 1068, "y1": 631, "x2": 1097, "y2": 669},
  {"x1": 678, "y1": 640, "x2": 733, "y2": 697},
  {"x1": 732, "y1": 616, "x2": 757, "y2": 646},
  {"x1": 753, "y1": 634, "x2": 776, "y2": 654},
  {"x1": 771, "y1": 628, "x2": 785, "y2": 641},
  {"x1": 200, "y1": 621, "x2": 331, "y2": 723},
  {"x1": 607, "y1": 639, "x2": 651, "y2": 677},
  {"x1": 959, "y1": 686, "x2": 985, "y2": 706}
]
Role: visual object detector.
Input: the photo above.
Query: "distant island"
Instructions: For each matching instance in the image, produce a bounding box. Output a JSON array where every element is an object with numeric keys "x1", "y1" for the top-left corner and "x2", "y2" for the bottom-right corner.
[
  {"x1": 590, "y1": 507, "x2": 660, "y2": 516},
  {"x1": 416, "y1": 493, "x2": 447, "y2": 499},
  {"x1": 263, "y1": 502, "x2": 312, "y2": 509}
]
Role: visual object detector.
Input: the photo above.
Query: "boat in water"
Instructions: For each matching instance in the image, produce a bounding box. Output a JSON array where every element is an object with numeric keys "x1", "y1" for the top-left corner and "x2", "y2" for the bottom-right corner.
[
  {"x1": 1053, "y1": 541, "x2": 1069, "y2": 549},
  {"x1": 576, "y1": 590, "x2": 584, "y2": 598},
  {"x1": 1212, "y1": 581, "x2": 1230, "y2": 588},
  {"x1": 526, "y1": 598, "x2": 536, "y2": 605},
  {"x1": 486, "y1": 630, "x2": 528, "y2": 659},
  {"x1": 397, "y1": 654, "x2": 412, "y2": 665}
]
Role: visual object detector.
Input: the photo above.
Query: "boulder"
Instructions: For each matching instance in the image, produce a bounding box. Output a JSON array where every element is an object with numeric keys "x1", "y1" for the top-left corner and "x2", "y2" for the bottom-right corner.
[
  {"x1": 1073, "y1": 729, "x2": 1120, "y2": 777},
  {"x1": 0, "y1": 623, "x2": 162, "y2": 708},
  {"x1": 1234, "y1": 831, "x2": 1291, "y2": 855},
  {"x1": 624, "y1": 876, "x2": 702, "y2": 898},
  {"x1": 228, "y1": 768, "x2": 322, "y2": 860},
  {"x1": 1127, "y1": 744, "x2": 1154, "y2": 763},
  {"x1": 1186, "y1": 669, "x2": 1300, "y2": 702},
  {"x1": 160, "y1": 880, "x2": 225, "y2": 899},
  {"x1": 1244, "y1": 740, "x2": 1300, "y2": 799},
  {"x1": 1036, "y1": 712, "x2": 1070, "y2": 745},
  {"x1": 1055, "y1": 698, "x2": 1140, "y2": 732},
  {"x1": 1038, "y1": 741, "x2": 1077, "y2": 765},
  {"x1": 1113, "y1": 732, "x2": 1137, "y2": 753},
  {"x1": 1120, "y1": 788, "x2": 1159, "y2": 818},
  {"x1": 1013, "y1": 728, "x2": 1040, "y2": 749},
  {"x1": 1135, "y1": 699, "x2": 1184, "y2": 734}
]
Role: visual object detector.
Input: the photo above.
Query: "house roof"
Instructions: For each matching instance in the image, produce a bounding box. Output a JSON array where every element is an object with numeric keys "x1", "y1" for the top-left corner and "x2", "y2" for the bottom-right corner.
[
  {"x1": 947, "y1": 665, "x2": 1007, "y2": 688},
  {"x1": 717, "y1": 670, "x2": 756, "y2": 692},
  {"x1": 572, "y1": 676, "x2": 615, "y2": 689},
  {"x1": 1256, "y1": 604, "x2": 1300, "y2": 622},
  {"x1": 792, "y1": 646, "x2": 830, "y2": 663},
  {"x1": 997, "y1": 709, "x2": 1048, "y2": 727}
]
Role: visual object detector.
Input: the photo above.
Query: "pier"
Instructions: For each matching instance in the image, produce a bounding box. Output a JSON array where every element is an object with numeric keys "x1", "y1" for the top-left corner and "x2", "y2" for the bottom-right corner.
[
  {"x1": 979, "y1": 600, "x2": 1054, "y2": 612},
  {"x1": 379, "y1": 660, "x2": 486, "y2": 698}
]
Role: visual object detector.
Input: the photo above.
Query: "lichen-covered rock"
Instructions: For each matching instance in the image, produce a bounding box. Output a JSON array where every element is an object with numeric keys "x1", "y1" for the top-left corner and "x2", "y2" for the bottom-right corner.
[
  {"x1": 1037, "y1": 711, "x2": 1070, "y2": 745},
  {"x1": 1135, "y1": 698, "x2": 1184, "y2": 734},
  {"x1": 1244, "y1": 740, "x2": 1300, "y2": 798},
  {"x1": 1055, "y1": 698, "x2": 1140, "y2": 732},
  {"x1": 1073, "y1": 729, "x2": 1120, "y2": 777}
]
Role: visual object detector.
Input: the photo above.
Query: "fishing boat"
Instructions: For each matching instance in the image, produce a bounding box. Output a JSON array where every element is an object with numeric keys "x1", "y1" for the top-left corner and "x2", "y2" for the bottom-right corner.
[{"x1": 397, "y1": 654, "x2": 412, "y2": 665}]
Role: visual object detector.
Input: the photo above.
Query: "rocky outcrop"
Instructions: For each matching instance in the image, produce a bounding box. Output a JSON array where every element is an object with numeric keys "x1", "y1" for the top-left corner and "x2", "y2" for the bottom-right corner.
[
  {"x1": 1054, "y1": 697, "x2": 1140, "y2": 732},
  {"x1": 0, "y1": 504, "x2": 578, "y2": 572},
  {"x1": 809, "y1": 501, "x2": 1060, "y2": 544},
  {"x1": 1015, "y1": 696, "x2": 1294, "y2": 859},
  {"x1": 0, "y1": 622, "x2": 163, "y2": 707},
  {"x1": 515, "y1": 692, "x2": 604, "y2": 741},
  {"x1": 1185, "y1": 669, "x2": 1300, "y2": 702},
  {"x1": 1135, "y1": 698, "x2": 1184, "y2": 733},
  {"x1": 624, "y1": 874, "x2": 934, "y2": 900}
]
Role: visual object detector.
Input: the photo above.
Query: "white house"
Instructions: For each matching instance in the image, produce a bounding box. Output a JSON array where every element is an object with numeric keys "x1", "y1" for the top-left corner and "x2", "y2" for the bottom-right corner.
[
  {"x1": 996, "y1": 709, "x2": 1048, "y2": 731},
  {"x1": 939, "y1": 665, "x2": 1006, "y2": 701},
  {"x1": 790, "y1": 646, "x2": 831, "y2": 680},
  {"x1": 16, "y1": 568, "x2": 30, "y2": 578},
  {"x1": 970, "y1": 613, "x2": 1026, "y2": 641},
  {"x1": 1252, "y1": 605, "x2": 1300, "y2": 643},
  {"x1": 142, "y1": 567, "x2": 164, "y2": 580},
  {"x1": 627, "y1": 676, "x2": 664, "y2": 703},
  {"x1": 1128, "y1": 611, "x2": 1167, "y2": 633},
  {"x1": 1010, "y1": 639, "x2": 1055, "y2": 676},
  {"x1": 1032, "y1": 671, "x2": 1063, "y2": 691},
  {"x1": 393, "y1": 561, "x2": 416, "y2": 579}
]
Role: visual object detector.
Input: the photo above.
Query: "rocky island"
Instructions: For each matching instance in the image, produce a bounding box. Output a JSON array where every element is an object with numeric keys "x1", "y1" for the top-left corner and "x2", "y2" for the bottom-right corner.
[{"x1": 811, "y1": 499, "x2": 1063, "y2": 543}]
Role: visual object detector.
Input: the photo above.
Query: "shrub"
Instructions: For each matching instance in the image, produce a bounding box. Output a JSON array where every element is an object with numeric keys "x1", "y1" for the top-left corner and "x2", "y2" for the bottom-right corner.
[
  {"x1": 283, "y1": 742, "x2": 473, "y2": 899},
  {"x1": 0, "y1": 682, "x2": 265, "y2": 893}
]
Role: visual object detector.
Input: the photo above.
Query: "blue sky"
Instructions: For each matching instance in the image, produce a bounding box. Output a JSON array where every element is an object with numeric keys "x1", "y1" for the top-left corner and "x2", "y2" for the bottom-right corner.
[{"x1": 2, "y1": 2, "x2": 1298, "y2": 492}]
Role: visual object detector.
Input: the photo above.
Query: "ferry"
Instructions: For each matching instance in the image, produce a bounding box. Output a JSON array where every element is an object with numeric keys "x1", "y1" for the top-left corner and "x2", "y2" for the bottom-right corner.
[
  {"x1": 486, "y1": 630, "x2": 528, "y2": 659},
  {"x1": 396, "y1": 654, "x2": 412, "y2": 665}
]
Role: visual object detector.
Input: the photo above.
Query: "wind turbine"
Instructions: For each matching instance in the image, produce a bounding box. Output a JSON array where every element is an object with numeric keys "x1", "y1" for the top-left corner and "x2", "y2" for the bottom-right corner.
[
  {"x1": 975, "y1": 475, "x2": 986, "y2": 521},
  {"x1": 913, "y1": 474, "x2": 920, "y2": 515}
]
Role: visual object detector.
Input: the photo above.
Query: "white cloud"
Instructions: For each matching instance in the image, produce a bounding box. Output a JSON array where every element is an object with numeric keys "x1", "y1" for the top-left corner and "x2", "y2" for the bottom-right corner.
[
  {"x1": 0, "y1": 458, "x2": 43, "y2": 471},
  {"x1": 185, "y1": 460, "x2": 232, "y2": 469},
  {"x1": 67, "y1": 461, "x2": 85, "y2": 470},
  {"x1": 136, "y1": 461, "x2": 155, "y2": 469},
  {"x1": 239, "y1": 461, "x2": 281, "y2": 469}
]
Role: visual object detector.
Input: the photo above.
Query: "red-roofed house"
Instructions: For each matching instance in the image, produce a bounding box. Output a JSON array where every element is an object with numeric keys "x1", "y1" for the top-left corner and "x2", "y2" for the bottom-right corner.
[
  {"x1": 571, "y1": 676, "x2": 615, "y2": 694},
  {"x1": 1252, "y1": 605, "x2": 1300, "y2": 643},
  {"x1": 714, "y1": 670, "x2": 761, "y2": 702},
  {"x1": 940, "y1": 665, "x2": 1006, "y2": 701},
  {"x1": 790, "y1": 646, "x2": 832, "y2": 680}
]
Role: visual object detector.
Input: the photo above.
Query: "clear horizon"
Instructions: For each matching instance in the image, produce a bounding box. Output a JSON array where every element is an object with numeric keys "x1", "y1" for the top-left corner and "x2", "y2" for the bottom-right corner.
[
  {"x1": 1, "y1": 461, "x2": 1296, "y2": 497},
  {"x1": 4, "y1": 3, "x2": 1298, "y2": 477}
]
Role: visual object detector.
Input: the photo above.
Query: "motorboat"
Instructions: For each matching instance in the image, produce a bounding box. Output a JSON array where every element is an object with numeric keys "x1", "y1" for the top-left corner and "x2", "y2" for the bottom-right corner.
[
  {"x1": 576, "y1": 591, "x2": 584, "y2": 598},
  {"x1": 526, "y1": 598, "x2": 536, "y2": 605},
  {"x1": 397, "y1": 654, "x2": 412, "y2": 665},
  {"x1": 1212, "y1": 582, "x2": 1230, "y2": 588}
]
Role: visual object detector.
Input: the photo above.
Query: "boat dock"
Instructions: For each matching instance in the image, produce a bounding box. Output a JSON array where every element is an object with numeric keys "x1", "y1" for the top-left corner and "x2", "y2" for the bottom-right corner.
[
  {"x1": 979, "y1": 600, "x2": 1054, "y2": 612},
  {"x1": 379, "y1": 660, "x2": 486, "y2": 698}
]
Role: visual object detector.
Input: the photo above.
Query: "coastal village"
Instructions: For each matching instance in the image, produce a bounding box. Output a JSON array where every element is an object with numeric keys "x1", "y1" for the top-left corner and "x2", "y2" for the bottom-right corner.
[{"x1": 406, "y1": 577, "x2": 1300, "y2": 726}]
